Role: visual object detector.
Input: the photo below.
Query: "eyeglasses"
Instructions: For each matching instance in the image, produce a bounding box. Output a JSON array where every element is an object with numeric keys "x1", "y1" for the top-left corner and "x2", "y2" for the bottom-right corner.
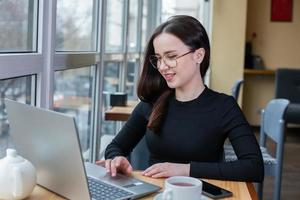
[{"x1": 149, "y1": 50, "x2": 194, "y2": 70}]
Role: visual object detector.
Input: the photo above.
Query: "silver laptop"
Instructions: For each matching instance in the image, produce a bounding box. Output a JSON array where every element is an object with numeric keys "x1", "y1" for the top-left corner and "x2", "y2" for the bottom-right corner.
[{"x1": 5, "y1": 99, "x2": 160, "y2": 200}]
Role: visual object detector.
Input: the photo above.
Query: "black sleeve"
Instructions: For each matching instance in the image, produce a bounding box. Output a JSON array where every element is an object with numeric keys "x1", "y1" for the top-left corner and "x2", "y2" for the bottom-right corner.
[
  {"x1": 190, "y1": 96, "x2": 264, "y2": 182},
  {"x1": 105, "y1": 102, "x2": 151, "y2": 159}
]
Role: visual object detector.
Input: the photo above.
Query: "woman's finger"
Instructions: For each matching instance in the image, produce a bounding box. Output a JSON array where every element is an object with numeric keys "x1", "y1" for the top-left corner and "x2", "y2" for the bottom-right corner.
[
  {"x1": 105, "y1": 159, "x2": 112, "y2": 173},
  {"x1": 143, "y1": 166, "x2": 161, "y2": 177},
  {"x1": 114, "y1": 157, "x2": 122, "y2": 168},
  {"x1": 121, "y1": 159, "x2": 133, "y2": 175},
  {"x1": 110, "y1": 159, "x2": 117, "y2": 177},
  {"x1": 95, "y1": 160, "x2": 105, "y2": 167},
  {"x1": 151, "y1": 171, "x2": 168, "y2": 178},
  {"x1": 125, "y1": 165, "x2": 133, "y2": 174},
  {"x1": 143, "y1": 163, "x2": 161, "y2": 175},
  {"x1": 116, "y1": 157, "x2": 132, "y2": 175},
  {"x1": 142, "y1": 165, "x2": 154, "y2": 175}
]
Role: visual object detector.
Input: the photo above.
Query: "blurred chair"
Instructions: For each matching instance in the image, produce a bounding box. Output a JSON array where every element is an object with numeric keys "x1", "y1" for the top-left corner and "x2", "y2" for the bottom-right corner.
[
  {"x1": 130, "y1": 136, "x2": 150, "y2": 170},
  {"x1": 275, "y1": 68, "x2": 300, "y2": 124},
  {"x1": 224, "y1": 99, "x2": 290, "y2": 200},
  {"x1": 99, "y1": 135, "x2": 115, "y2": 160},
  {"x1": 231, "y1": 79, "x2": 244, "y2": 101}
]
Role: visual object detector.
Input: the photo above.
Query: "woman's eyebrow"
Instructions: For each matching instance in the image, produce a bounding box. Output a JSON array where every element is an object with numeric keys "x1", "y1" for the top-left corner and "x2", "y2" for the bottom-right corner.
[{"x1": 154, "y1": 50, "x2": 177, "y2": 56}]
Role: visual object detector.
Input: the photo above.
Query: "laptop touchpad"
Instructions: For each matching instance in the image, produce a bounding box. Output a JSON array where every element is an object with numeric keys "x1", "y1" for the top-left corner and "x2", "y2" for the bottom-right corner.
[{"x1": 85, "y1": 162, "x2": 143, "y2": 187}]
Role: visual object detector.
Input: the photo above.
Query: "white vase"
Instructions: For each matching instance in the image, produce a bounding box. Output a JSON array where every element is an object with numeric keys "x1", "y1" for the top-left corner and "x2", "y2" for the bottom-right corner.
[{"x1": 0, "y1": 148, "x2": 36, "y2": 200}]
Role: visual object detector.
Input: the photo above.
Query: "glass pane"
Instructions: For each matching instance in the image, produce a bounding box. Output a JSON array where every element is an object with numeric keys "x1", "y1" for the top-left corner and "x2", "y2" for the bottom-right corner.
[
  {"x1": 141, "y1": 0, "x2": 148, "y2": 50},
  {"x1": 0, "y1": 0, "x2": 37, "y2": 53},
  {"x1": 56, "y1": 0, "x2": 97, "y2": 51},
  {"x1": 128, "y1": 0, "x2": 138, "y2": 52},
  {"x1": 53, "y1": 67, "x2": 94, "y2": 161},
  {"x1": 0, "y1": 76, "x2": 35, "y2": 158},
  {"x1": 161, "y1": 0, "x2": 202, "y2": 22},
  {"x1": 103, "y1": 62, "x2": 121, "y2": 94},
  {"x1": 126, "y1": 60, "x2": 138, "y2": 100},
  {"x1": 105, "y1": 0, "x2": 124, "y2": 52},
  {"x1": 100, "y1": 62, "x2": 121, "y2": 158}
]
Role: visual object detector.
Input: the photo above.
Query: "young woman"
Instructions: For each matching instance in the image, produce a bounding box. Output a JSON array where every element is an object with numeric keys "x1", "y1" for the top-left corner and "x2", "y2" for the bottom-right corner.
[{"x1": 98, "y1": 15, "x2": 264, "y2": 182}]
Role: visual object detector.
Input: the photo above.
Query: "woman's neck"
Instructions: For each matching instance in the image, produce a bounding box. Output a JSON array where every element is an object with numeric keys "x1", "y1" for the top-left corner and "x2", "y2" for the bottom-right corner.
[{"x1": 175, "y1": 81, "x2": 205, "y2": 102}]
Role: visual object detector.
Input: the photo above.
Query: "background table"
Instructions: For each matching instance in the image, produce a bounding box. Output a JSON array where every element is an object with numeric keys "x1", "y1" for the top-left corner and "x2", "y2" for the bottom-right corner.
[{"x1": 105, "y1": 100, "x2": 138, "y2": 121}]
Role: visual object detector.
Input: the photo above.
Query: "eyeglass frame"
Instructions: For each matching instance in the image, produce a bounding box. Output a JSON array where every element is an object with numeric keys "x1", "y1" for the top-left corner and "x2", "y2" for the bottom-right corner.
[{"x1": 149, "y1": 50, "x2": 195, "y2": 70}]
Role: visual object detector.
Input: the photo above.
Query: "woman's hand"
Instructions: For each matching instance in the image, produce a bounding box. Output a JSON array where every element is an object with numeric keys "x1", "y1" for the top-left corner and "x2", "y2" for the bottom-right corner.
[
  {"x1": 142, "y1": 162, "x2": 190, "y2": 178},
  {"x1": 96, "y1": 156, "x2": 132, "y2": 177}
]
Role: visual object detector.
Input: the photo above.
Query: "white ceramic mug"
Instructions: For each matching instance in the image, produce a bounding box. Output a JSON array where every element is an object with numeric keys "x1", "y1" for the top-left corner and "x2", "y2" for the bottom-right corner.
[{"x1": 162, "y1": 176, "x2": 202, "y2": 200}]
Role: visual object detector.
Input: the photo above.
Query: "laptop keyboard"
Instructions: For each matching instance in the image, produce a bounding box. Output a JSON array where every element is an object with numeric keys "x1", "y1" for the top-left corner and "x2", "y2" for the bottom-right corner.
[{"x1": 87, "y1": 176, "x2": 134, "y2": 200}]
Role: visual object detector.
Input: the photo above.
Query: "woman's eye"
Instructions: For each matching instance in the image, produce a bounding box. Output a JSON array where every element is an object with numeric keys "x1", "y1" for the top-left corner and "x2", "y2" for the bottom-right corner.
[{"x1": 166, "y1": 55, "x2": 176, "y2": 59}]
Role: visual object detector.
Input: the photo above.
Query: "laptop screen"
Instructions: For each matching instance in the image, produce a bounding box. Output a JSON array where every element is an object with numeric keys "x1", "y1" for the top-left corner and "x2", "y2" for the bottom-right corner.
[
  {"x1": 5, "y1": 99, "x2": 160, "y2": 200},
  {"x1": 5, "y1": 99, "x2": 91, "y2": 200}
]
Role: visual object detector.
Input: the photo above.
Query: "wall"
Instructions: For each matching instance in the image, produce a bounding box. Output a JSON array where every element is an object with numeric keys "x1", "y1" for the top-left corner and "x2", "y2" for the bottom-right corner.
[
  {"x1": 210, "y1": 0, "x2": 247, "y2": 103},
  {"x1": 244, "y1": 0, "x2": 300, "y2": 125},
  {"x1": 246, "y1": 0, "x2": 300, "y2": 68},
  {"x1": 243, "y1": 75, "x2": 275, "y2": 125}
]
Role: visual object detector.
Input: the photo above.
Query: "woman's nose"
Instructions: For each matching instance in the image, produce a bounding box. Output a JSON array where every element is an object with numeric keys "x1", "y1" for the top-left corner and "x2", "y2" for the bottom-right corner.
[{"x1": 158, "y1": 59, "x2": 169, "y2": 70}]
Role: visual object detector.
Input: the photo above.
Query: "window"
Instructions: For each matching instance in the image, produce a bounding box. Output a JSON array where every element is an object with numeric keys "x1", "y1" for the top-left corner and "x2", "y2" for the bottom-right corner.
[
  {"x1": 105, "y1": 0, "x2": 125, "y2": 52},
  {"x1": 0, "y1": 0, "x2": 211, "y2": 162},
  {"x1": 0, "y1": 0, "x2": 38, "y2": 53},
  {"x1": 141, "y1": 0, "x2": 149, "y2": 50},
  {"x1": 0, "y1": 76, "x2": 35, "y2": 158},
  {"x1": 53, "y1": 67, "x2": 95, "y2": 160},
  {"x1": 56, "y1": 0, "x2": 98, "y2": 51},
  {"x1": 128, "y1": 0, "x2": 139, "y2": 52},
  {"x1": 126, "y1": 60, "x2": 139, "y2": 100},
  {"x1": 101, "y1": 62, "x2": 121, "y2": 135},
  {"x1": 161, "y1": 0, "x2": 202, "y2": 22}
]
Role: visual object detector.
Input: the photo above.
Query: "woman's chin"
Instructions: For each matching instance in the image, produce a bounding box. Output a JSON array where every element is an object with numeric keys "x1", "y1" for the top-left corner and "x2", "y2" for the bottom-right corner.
[{"x1": 166, "y1": 81, "x2": 177, "y2": 89}]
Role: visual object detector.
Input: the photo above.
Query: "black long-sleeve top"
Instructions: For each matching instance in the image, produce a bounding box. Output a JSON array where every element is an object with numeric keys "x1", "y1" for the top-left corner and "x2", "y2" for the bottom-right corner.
[{"x1": 105, "y1": 87, "x2": 264, "y2": 182}]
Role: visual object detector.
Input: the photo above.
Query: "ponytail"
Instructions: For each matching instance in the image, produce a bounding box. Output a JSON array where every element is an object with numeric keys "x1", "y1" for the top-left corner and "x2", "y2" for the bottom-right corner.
[{"x1": 147, "y1": 90, "x2": 173, "y2": 133}]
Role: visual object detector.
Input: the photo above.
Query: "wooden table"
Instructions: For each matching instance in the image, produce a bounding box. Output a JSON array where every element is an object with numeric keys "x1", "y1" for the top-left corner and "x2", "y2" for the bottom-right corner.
[
  {"x1": 25, "y1": 171, "x2": 258, "y2": 200},
  {"x1": 105, "y1": 100, "x2": 138, "y2": 121}
]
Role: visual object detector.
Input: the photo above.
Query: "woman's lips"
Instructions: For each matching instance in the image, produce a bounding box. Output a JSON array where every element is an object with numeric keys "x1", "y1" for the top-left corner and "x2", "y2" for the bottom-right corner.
[{"x1": 164, "y1": 73, "x2": 175, "y2": 81}]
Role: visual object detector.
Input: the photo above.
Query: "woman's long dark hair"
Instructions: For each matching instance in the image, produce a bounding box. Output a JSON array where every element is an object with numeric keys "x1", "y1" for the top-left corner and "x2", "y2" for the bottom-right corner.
[{"x1": 137, "y1": 15, "x2": 210, "y2": 133}]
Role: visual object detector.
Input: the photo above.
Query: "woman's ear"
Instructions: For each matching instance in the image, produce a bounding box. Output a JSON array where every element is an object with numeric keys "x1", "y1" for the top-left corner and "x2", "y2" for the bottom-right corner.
[{"x1": 194, "y1": 48, "x2": 205, "y2": 64}]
